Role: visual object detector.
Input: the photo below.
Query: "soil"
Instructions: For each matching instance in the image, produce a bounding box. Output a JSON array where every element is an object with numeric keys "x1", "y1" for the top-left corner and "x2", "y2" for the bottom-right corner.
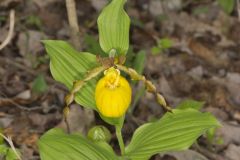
[{"x1": 0, "y1": 0, "x2": 240, "y2": 160}]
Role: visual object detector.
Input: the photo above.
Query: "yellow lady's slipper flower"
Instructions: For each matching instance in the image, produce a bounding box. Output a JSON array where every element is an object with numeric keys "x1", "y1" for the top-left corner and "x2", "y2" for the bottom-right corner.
[{"x1": 95, "y1": 67, "x2": 131, "y2": 118}]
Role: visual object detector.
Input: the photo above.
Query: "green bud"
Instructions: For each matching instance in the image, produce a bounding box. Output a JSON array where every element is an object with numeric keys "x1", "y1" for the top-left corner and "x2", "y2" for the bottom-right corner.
[{"x1": 87, "y1": 126, "x2": 111, "y2": 143}]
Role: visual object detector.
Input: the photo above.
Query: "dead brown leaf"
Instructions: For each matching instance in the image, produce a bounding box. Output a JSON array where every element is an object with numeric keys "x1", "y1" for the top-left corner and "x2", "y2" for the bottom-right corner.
[
  {"x1": 57, "y1": 105, "x2": 95, "y2": 135},
  {"x1": 216, "y1": 122, "x2": 240, "y2": 146},
  {"x1": 188, "y1": 39, "x2": 227, "y2": 67},
  {"x1": 225, "y1": 144, "x2": 240, "y2": 160}
]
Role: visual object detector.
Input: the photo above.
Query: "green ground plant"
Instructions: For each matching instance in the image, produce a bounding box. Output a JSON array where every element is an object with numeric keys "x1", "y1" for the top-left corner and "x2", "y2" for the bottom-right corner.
[{"x1": 38, "y1": 0, "x2": 220, "y2": 159}]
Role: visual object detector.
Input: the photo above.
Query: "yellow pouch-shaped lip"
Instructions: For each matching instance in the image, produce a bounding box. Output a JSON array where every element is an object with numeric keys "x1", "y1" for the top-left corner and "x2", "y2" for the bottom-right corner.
[{"x1": 95, "y1": 67, "x2": 131, "y2": 118}]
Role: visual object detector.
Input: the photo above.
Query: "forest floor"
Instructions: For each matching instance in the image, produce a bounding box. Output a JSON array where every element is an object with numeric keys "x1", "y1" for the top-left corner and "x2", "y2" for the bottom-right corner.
[{"x1": 0, "y1": 0, "x2": 240, "y2": 160}]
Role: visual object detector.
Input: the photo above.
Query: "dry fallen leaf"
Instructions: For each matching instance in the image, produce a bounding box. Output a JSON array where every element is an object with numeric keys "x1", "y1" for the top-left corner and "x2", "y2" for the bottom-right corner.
[
  {"x1": 225, "y1": 144, "x2": 240, "y2": 160},
  {"x1": 216, "y1": 122, "x2": 240, "y2": 146},
  {"x1": 163, "y1": 149, "x2": 209, "y2": 160},
  {"x1": 188, "y1": 39, "x2": 227, "y2": 68},
  {"x1": 57, "y1": 105, "x2": 95, "y2": 135},
  {"x1": 17, "y1": 31, "x2": 46, "y2": 57}
]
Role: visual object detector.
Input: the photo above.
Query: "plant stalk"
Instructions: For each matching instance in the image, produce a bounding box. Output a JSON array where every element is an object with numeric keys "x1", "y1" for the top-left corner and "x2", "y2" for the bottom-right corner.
[
  {"x1": 116, "y1": 126, "x2": 125, "y2": 155},
  {"x1": 65, "y1": 0, "x2": 81, "y2": 50},
  {"x1": 0, "y1": 9, "x2": 15, "y2": 50}
]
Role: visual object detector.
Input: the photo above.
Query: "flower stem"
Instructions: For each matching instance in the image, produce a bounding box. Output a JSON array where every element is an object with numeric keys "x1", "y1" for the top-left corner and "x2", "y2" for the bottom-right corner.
[{"x1": 116, "y1": 126, "x2": 125, "y2": 155}]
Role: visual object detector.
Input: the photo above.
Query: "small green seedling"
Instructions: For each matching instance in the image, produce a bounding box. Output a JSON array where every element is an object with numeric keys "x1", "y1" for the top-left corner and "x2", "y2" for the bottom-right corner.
[
  {"x1": 25, "y1": 15, "x2": 42, "y2": 29},
  {"x1": 32, "y1": 74, "x2": 48, "y2": 94},
  {"x1": 151, "y1": 38, "x2": 173, "y2": 55}
]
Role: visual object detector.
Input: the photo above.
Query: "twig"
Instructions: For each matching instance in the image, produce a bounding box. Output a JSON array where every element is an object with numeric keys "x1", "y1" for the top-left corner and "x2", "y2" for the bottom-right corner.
[
  {"x1": 0, "y1": 133, "x2": 22, "y2": 160},
  {"x1": 0, "y1": 91, "x2": 41, "y2": 111},
  {"x1": 237, "y1": 0, "x2": 240, "y2": 21},
  {"x1": 65, "y1": 0, "x2": 81, "y2": 50},
  {"x1": 0, "y1": 10, "x2": 15, "y2": 50}
]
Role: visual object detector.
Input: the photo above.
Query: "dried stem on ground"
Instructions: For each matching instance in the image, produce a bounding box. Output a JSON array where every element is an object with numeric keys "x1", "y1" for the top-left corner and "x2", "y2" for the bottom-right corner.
[
  {"x1": 0, "y1": 133, "x2": 22, "y2": 160},
  {"x1": 0, "y1": 10, "x2": 15, "y2": 51},
  {"x1": 65, "y1": 0, "x2": 81, "y2": 50},
  {"x1": 237, "y1": 0, "x2": 240, "y2": 21}
]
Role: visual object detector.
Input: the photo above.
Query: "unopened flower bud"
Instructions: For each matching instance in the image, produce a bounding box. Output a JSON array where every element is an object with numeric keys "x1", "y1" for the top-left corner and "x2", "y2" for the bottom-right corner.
[{"x1": 87, "y1": 125, "x2": 111, "y2": 142}]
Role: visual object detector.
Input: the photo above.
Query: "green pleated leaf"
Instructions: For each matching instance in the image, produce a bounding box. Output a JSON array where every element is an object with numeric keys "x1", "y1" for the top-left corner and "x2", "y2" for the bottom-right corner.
[
  {"x1": 38, "y1": 128, "x2": 119, "y2": 160},
  {"x1": 125, "y1": 109, "x2": 220, "y2": 160},
  {"x1": 43, "y1": 40, "x2": 98, "y2": 109},
  {"x1": 6, "y1": 149, "x2": 21, "y2": 160},
  {"x1": 0, "y1": 144, "x2": 8, "y2": 155},
  {"x1": 98, "y1": 0, "x2": 130, "y2": 55}
]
